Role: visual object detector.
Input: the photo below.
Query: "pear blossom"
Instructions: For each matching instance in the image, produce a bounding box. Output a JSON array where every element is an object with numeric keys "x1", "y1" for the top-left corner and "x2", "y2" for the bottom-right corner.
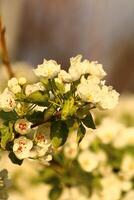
[
  {"x1": 113, "y1": 127, "x2": 134, "y2": 148},
  {"x1": 34, "y1": 123, "x2": 51, "y2": 147},
  {"x1": 64, "y1": 142, "x2": 78, "y2": 159},
  {"x1": 14, "y1": 118, "x2": 32, "y2": 135},
  {"x1": 25, "y1": 82, "x2": 45, "y2": 96},
  {"x1": 58, "y1": 70, "x2": 72, "y2": 82},
  {"x1": 8, "y1": 77, "x2": 21, "y2": 94},
  {"x1": 30, "y1": 143, "x2": 52, "y2": 159},
  {"x1": 8, "y1": 77, "x2": 18, "y2": 88},
  {"x1": 121, "y1": 154, "x2": 134, "y2": 180},
  {"x1": 95, "y1": 118, "x2": 123, "y2": 144},
  {"x1": 98, "y1": 85, "x2": 119, "y2": 110},
  {"x1": 100, "y1": 174, "x2": 122, "y2": 200},
  {"x1": 0, "y1": 88, "x2": 16, "y2": 112},
  {"x1": 68, "y1": 55, "x2": 90, "y2": 81},
  {"x1": 77, "y1": 78, "x2": 101, "y2": 103},
  {"x1": 78, "y1": 150, "x2": 99, "y2": 172},
  {"x1": 18, "y1": 77, "x2": 27, "y2": 85},
  {"x1": 33, "y1": 59, "x2": 61, "y2": 79},
  {"x1": 79, "y1": 130, "x2": 96, "y2": 150},
  {"x1": 88, "y1": 61, "x2": 107, "y2": 79},
  {"x1": 13, "y1": 137, "x2": 33, "y2": 160}
]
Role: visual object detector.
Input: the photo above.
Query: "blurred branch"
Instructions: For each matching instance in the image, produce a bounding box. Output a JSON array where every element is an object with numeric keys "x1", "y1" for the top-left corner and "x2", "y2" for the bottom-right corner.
[{"x1": 0, "y1": 16, "x2": 14, "y2": 78}]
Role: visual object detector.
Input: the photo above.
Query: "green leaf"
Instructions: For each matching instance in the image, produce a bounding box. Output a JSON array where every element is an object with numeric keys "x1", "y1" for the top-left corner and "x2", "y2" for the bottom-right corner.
[
  {"x1": 49, "y1": 186, "x2": 62, "y2": 200},
  {"x1": 16, "y1": 91, "x2": 49, "y2": 106},
  {"x1": 76, "y1": 104, "x2": 90, "y2": 119},
  {"x1": 51, "y1": 121, "x2": 69, "y2": 148},
  {"x1": 8, "y1": 152, "x2": 23, "y2": 165},
  {"x1": 82, "y1": 113, "x2": 96, "y2": 129},
  {"x1": 28, "y1": 91, "x2": 49, "y2": 104},
  {"x1": 0, "y1": 111, "x2": 18, "y2": 122},
  {"x1": 0, "y1": 124, "x2": 14, "y2": 149},
  {"x1": 77, "y1": 123, "x2": 86, "y2": 143},
  {"x1": 61, "y1": 97, "x2": 76, "y2": 120},
  {"x1": 27, "y1": 111, "x2": 44, "y2": 123}
]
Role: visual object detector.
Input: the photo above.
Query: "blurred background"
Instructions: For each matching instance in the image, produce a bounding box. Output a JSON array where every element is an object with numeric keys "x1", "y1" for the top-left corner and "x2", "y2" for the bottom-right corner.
[{"x1": 0, "y1": 0, "x2": 134, "y2": 92}]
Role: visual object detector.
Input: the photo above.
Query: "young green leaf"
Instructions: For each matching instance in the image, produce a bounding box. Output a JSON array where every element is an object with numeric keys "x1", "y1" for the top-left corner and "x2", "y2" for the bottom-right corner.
[
  {"x1": 77, "y1": 123, "x2": 86, "y2": 143},
  {"x1": 82, "y1": 113, "x2": 96, "y2": 129},
  {"x1": 61, "y1": 97, "x2": 76, "y2": 120},
  {"x1": 8, "y1": 152, "x2": 23, "y2": 165},
  {"x1": 0, "y1": 124, "x2": 14, "y2": 149}
]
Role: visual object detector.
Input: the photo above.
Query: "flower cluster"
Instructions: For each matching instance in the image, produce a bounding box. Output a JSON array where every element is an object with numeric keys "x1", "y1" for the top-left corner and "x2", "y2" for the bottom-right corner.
[
  {"x1": 1, "y1": 94, "x2": 134, "y2": 200},
  {"x1": 34, "y1": 115, "x2": 134, "y2": 200},
  {"x1": 0, "y1": 55, "x2": 119, "y2": 166}
]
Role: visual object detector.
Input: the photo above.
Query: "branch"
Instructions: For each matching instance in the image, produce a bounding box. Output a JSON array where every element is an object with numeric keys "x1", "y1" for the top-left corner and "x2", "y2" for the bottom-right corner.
[
  {"x1": 31, "y1": 110, "x2": 61, "y2": 128},
  {"x1": 0, "y1": 16, "x2": 14, "y2": 78}
]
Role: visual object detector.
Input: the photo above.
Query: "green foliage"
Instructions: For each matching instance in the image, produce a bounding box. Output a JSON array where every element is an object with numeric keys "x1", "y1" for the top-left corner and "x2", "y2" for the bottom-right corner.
[
  {"x1": 82, "y1": 113, "x2": 96, "y2": 129},
  {"x1": 49, "y1": 186, "x2": 62, "y2": 200},
  {"x1": 61, "y1": 97, "x2": 76, "y2": 120},
  {"x1": 0, "y1": 111, "x2": 18, "y2": 123},
  {"x1": 51, "y1": 121, "x2": 69, "y2": 148},
  {"x1": 8, "y1": 152, "x2": 23, "y2": 165},
  {"x1": 77, "y1": 123, "x2": 86, "y2": 143},
  {"x1": 27, "y1": 111, "x2": 44, "y2": 123},
  {"x1": 0, "y1": 123, "x2": 14, "y2": 149},
  {"x1": 27, "y1": 91, "x2": 49, "y2": 106}
]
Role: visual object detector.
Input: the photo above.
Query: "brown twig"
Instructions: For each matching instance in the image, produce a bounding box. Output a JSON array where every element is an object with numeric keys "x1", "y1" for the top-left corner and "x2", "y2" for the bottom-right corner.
[
  {"x1": 31, "y1": 110, "x2": 61, "y2": 128},
  {"x1": 0, "y1": 16, "x2": 14, "y2": 78}
]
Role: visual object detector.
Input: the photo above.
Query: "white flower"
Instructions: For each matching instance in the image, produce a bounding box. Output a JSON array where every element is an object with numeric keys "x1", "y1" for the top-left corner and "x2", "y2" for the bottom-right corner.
[
  {"x1": 33, "y1": 59, "x2": 61, "y2": 79},
  {"x1": 64, "y1": 83, "x2": 71, "y2": 93},
  {"x1": 100, "y1": 174, "x2": 122, "y2": 200},
  {"x1": 0, "y1": 88, "x2": 16, "y2": 112},
  {"x1": 8, "y1": 77, "x2": 21, "y2": 94},
  {"x1": 14, "y1": 118, "x2": 32, "y2": 135},
  {"x1": 79, "y1": 130, "x2": 96, "y2": 150},
  {"x1": 121, "y1": 154, "x2": 134, "y2": 180},
  {"x1": 68, "y1": 55, "x2": 90, "y2": 81},
  {"x1": 64, "y1": 132, "x2": 78, "y2": 160},
  {"x1": 31, "y1": 144, "x2": 52, "y2": 158},
  {"x1": 18, "y1": 77, "x2": 27, "y2": 85},
  {"x1": 25, "y1": 82, "x2": 45, "y2": 96},
  {"x1": 78, "y1": 150, "x2": 99, "y2": 172},
  {"x1": 77, "y1": 78, "x2": 101, "y2": 103},
  {"x1": 95, "y1": 118, "x2": 123, "y2": 144},
  {"x1": 58, "y1": 70, "x2": 72, "y2": 82},
  {"x1": 87, "y1": 75, "x2": 100, "y2": 84},
  {"x1": 64, "y1": 143, "x2": 78, "y2": 160},
  {"x1": 11, "y1": 85, "x2": 21, "y2": 94},
  {"x1": 98, "y1": 85, "x2": 119, "y2": 110},
  {"x1": 34, "y1": 123, "x2": 51, "y2": 147},
  {"x1": 88, "y1": 61, "x2": 107, "y2": 79},
  {"x1": 13, "y1": 137, "x2": 33, "y2": 160},
  {"x1": 8, "y1": 77, "x2": 18, "y2": 87},
  {"x1": 113, "y1": 127, "x2": 134, "y2": 149}
]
